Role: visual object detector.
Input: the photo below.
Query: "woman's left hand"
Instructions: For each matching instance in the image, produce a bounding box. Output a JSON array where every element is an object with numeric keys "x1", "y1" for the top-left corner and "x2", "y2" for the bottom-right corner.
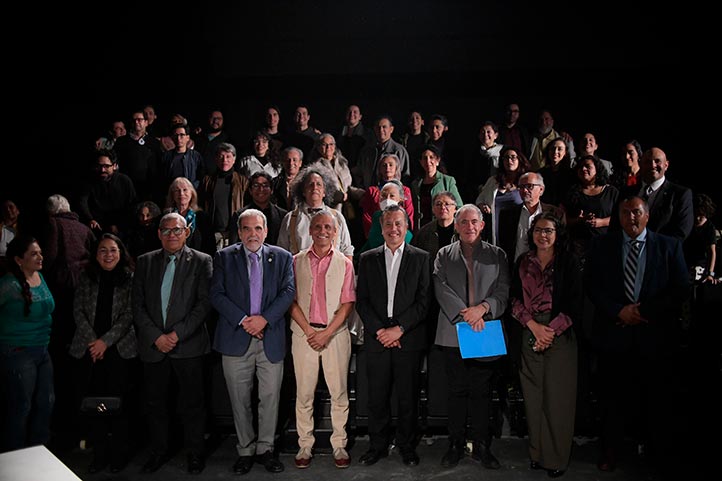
[{"x1": 88, "y1": 339, "x2": 108, "y2": 362}]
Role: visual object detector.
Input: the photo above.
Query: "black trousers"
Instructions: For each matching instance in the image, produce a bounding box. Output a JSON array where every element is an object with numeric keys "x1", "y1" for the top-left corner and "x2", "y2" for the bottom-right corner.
[
  {"x1": 143, "y1": 356, "x2": 205, "y2": 456},
  {"x1": 442, "y1": 346, "x2": 495, "y2": 444},
  {"x1": 366, "y1": 348, "x2": 422, "y2": 452}
]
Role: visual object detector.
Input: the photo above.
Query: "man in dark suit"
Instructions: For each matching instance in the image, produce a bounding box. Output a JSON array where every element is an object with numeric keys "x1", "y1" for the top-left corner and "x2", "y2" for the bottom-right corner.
[
  {"x1": 210, "y1": 209, "x2": 295, "y2": 475},
  {"x1": 132, "y1": 212, "x2": 213, "y2": 474},
  {"x1": 585, "y1": 196, "x2": 690, "y2": 475},
  {"x1": 634, "y1": 146, "x2": 693, "y2": 241},
  {"x1": 497, "y1": 171, "x2": 564, "y2": 263},
  {"x1": 356, "y1": 204, "x2": 430, "y2": 467}
]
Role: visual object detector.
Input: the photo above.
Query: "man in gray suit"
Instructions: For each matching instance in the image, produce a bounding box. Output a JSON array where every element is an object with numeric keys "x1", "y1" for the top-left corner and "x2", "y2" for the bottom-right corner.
[
  {"x1": 433, "y1": 204, "x2": 510, "y2": 470},
  {"x1": 133, "y1": 212, "x2": 213, "y2": 474}
]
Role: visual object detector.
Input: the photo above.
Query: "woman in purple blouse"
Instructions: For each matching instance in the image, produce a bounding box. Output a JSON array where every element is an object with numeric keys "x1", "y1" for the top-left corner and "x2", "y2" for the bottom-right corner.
[{"x1": 510, "y1": 212, "x2": 582, "y2": 478}]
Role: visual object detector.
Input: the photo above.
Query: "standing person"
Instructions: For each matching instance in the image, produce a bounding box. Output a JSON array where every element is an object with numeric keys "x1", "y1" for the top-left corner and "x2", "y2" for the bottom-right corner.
[
  {"x1": 0, "y1": 235, "x2": 55, "y2": 452},
  {"x1": 510, "y1": 213, "x2": 582, "y2": 478},
  {"x1": 356, "y1": 115, "x2": 411, "y2": 188},
  {"x1": 499, "y1": 103, "x2": 532, "y2": 159},
  {"x1": 272, "y1": 147, "x2": 303, "y2": 211},
  {"x1": 112, "y1": 109, "x2": 162, "y2": 203},
  {"x1": 132, "y1": 213, "x2": 213, "y2": 474},
  {"x1": 288, "y1": 211, "x2": 356, "y2": 469},
  {"x1": 356, "y1": 204, "x2": 430, "y2": 467},
  {"x1": 585, "y1": 196, "x2": 690, "y2": 475},
  {"x1": 210, "y1": 209, "x2": 295, "y2": 475},
  {"x1": 411, "y1": 145, "x2": 463, "y2": 230},
  {"x1": 229, "y1": 172, "x2": 288, "y2": 247},
  {"x1": 69, "y1": 234, "x2": 137, "y2": 474},
  {"x1": 433, "y1": 204, "x2": 509, "y2": 470}
]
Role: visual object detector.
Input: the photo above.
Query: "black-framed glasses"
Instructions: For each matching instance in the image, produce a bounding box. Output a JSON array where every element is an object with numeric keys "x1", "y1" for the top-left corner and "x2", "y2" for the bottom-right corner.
[
  {"x1": 533, "y1": 227, "x2": 556, "y2": 235},
  {"x1": 160, "y1": 227, "x2": 186, "y2": 236},
  {"x1": 97, "y1": 163, "x2": 114, "y2": 170},
  {"x1": 519, "y1": 183, "x2": 542, "y2": 191},
  {"x1": 251, "y1": 183, "x2": 271, "y2": 189}
]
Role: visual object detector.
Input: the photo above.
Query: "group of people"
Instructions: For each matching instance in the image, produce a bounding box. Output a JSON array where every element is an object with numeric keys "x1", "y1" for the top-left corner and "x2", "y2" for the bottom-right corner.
[{"x1": 0, "y1": 101, "x2": 717, "y2": 480}]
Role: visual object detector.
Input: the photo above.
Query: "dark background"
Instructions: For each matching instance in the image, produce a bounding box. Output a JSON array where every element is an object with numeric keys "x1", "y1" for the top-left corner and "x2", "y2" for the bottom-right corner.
[{"x1": 5, "y1": 1, "x2": 703, "y2": 233}]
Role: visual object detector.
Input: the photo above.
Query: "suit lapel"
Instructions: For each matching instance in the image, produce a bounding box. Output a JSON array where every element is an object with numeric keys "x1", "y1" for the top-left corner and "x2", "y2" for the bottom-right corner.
[{"x1": 375, "y1": 247, "x2": 389, "y2": 307}]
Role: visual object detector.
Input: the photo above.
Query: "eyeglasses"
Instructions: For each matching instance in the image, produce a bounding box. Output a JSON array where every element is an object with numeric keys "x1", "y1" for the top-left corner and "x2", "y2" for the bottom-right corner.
[
  {"x1": 533, "y1": 228, "x2": 556, "y2": 235},
  {"x1": 160, "y1": 227, "x2": 186, "y2": 237},
  {"x1": 519, "y1": 183, "x2": 542, "y2": 191},
  {"x1": 132, "y1": 117, "x2": 145, "y2": 122},
  {"x1": 97, "y1": 164, "x2": 114, "y2": 170},
  {"x1": 434, "y1": 202, "x2": 456, "y2": 209},
  {"x1": 251, "y1": 183, "x2": 271, "y2": 189}
]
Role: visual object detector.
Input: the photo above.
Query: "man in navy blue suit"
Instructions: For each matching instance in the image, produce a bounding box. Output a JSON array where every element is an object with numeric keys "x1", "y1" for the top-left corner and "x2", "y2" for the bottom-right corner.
[
  {"x1": 210, "y1": 208, "x2": 295, "y2": 475},
  {"x1": 585, "y1": 196, "x2": 690, "y2": 475}
]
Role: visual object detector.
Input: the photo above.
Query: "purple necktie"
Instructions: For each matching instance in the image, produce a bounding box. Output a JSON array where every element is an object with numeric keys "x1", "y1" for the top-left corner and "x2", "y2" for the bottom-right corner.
[{"x1": 249, "y1": 252, "x2": 261, "y2": 315}]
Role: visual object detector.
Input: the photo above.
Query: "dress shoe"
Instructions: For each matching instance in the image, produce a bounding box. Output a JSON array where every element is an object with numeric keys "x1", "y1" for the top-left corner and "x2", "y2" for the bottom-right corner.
[
  {"x1": 256, "y1": 451, "x2": 284, "y2": 473},
  {"x1": 547, "y1": 468, "x2": 566, "y2": 478},
  {"x1": 401, "y1": 449, "x2": 420, "y2": 466},
  {"x1": 471, "y1": 442, "x2": 500, "y2": 469},
  {"x1": 187, "y1": 453, "x2": 205, "y2": 474},
  {"x1": 232, "y1": 455, "x2": 254, "y2": 475},
  {"x1": 358, "y1": 449, "x2": 388, "y2": 466},
  {"x1": 530, "y1": 460, "x2": 543, "y2": 470},
  {"x1": 333, "y1": 447, "x2": 350, "y2": 469},
  {"x1": 295, "y1": 447, "x2": 312, "y2": 469},
  {"x1": 441, "y1": 443, "x2": 463, "y2": 468},
  {"x1": 140, "y1": 453, "x2": 167, "y2": 473}
]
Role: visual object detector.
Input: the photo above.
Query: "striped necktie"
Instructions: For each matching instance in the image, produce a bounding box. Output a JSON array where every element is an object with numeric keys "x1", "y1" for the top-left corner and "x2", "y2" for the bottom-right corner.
[{"x1": 624, "y1": 240, "x2": 642, "y2": 303}]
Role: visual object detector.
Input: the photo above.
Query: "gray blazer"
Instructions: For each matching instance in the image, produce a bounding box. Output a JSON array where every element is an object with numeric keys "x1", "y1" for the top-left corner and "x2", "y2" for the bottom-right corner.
[
  {"x1": 433, "y1": 240, "x2": 510, "y2": 347},
  {"x1": 133, "y1": 245, "x2": 213, "y2": 363},
  {"x1": 69, "y1": 270, "x2": 137, "y2": 360}
]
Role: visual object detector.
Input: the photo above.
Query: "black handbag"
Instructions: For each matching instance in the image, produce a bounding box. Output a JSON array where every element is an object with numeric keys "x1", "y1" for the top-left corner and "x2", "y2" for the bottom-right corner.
[{"x1": 80, "y1": 396, "x2": 122, "y2": 415}]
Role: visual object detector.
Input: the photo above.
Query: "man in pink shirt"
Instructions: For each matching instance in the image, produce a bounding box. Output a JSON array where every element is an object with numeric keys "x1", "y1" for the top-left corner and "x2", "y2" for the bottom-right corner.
[{"x1": 288, "y1": 211, "x2": 356, "y2": 469}]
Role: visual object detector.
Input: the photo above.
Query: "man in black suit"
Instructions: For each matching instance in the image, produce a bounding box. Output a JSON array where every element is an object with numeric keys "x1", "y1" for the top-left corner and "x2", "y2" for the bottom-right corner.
[
  {"x1": 356, "y1": 204, "x2": 430, "y2": 467},
  {"x1": 585, "y1": 196, "x2": 690, "y2": 475},
  {"x1": 634, "y1": 146, "x2": 693, "y2": 241},
  {"x1": 132, "y1": 212, "x2": 213, "y2": 474}
]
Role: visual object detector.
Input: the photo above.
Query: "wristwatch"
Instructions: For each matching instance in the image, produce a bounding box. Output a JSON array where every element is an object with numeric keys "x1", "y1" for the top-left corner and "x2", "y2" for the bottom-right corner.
[{"x1": 398, "y1": 325, "x2": 405, "y2": 333}]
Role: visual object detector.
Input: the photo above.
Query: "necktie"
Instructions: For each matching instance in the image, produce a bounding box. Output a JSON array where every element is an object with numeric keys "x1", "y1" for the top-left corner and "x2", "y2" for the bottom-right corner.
[
  {"x1": 161, "y1": 255, "x2": 176, "y2": 326},
  {"x1": 642, "y1": 185, "x2": 653, "y2": 201},
  {"x1": 624, "y1": 240, "x2": 642, "y2": 303},
  {"x1": 249, "y1": 252, "x2": 261, "y2": 315}
]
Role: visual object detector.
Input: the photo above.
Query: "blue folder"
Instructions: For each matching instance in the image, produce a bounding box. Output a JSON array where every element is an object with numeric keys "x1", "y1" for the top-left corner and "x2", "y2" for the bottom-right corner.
[{"x1": 456, "y1": 319, "x2": 507, "y2": 359}]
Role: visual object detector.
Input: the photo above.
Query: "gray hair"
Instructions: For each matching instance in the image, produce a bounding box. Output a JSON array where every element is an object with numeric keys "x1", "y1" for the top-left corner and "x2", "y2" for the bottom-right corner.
[
  {"x1": 520, "y1": 171, "x2": 545, "y2": 188},
  {"x1": 377, "y1": 154, "x2": 401, "y2": 180},
  {"x1": 160, "y1": 212, "x2": 187, "y2": 228},
  {"x1": 455, "y1": 204, "x2": 483, "y2": 223},
  {"x1": 216, "y1": 142, "x2": 236, "y2": 157},
  {"x1": 238, "y1": 208, "x2": 268, "y2": 229},
  {"x1": 380, "y1": 180, "x2": 405, "y2": 200},
  {"x1": 46, "y1": 194, "x2": 71, "y2": 215},
  {"x1": 282, "y1": 146, "x2": 304, "y2": 162},
  {"x1": 309, "y1": 210, "x2": 338, "y2": 231}
]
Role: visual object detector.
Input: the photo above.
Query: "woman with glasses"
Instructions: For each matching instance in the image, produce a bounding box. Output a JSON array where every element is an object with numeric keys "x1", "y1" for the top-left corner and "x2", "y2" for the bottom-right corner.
[
  {"x1": 411, "y1": 145, "x2": 462, "y2": 231},
  {"x1": 475, "y1": 146, "x2": 530, "y2": 245},
  {"x1": 510, "y1": 213, "x2": 582, "y2": 478},
  {"x1": 69, "y1": 234, "x2": 137, "y2": 473}
]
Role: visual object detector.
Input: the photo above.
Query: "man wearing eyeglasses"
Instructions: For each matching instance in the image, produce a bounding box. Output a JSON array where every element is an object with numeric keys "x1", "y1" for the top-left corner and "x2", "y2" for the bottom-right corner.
[
  {"x1": 497, "y1": 172, "x2": 565, "y2": 264},
  {"x1": 132, "y1": 212, "x2": 213, "y2": 474},
  {"x1": 229, "y1": 172, "x2": 287, "y2": 246},
  {"x1": 160, "y1": 124, "x2": 206, "y2": 197},
  {"x1": 113, "y1": 109, "x2": 162, "y2": 203}
]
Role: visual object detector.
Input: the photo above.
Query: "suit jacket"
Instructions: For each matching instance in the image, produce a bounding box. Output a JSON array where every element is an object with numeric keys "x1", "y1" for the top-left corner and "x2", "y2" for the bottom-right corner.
[
  {"x1": 356, "y1": 243, "x2": 430, "y2": 352},
  {"x1": 497, "y1": 202, "x2": 564, "y2": 264},
  {"x1": 132, "y1": 245, "x2": 213, "y2": 362},
  {"x1": 228, "y1": 203, "x2": 288, "y2": 246},
  {"x1": 585, "y1": 230, "x2": 690, "y2": 356},
  {"x1": 433, "y1": 240, "x2": 510, "y2": 347},
  {"x1": 210, "y1": 243, "x2": 295, "y2": 363},
  {"x1": 69, "y1": 269, "x2": 137, "y2": 360},
  {"x1": 628, "y1": 179, "x2": 693, "y2": 241}
]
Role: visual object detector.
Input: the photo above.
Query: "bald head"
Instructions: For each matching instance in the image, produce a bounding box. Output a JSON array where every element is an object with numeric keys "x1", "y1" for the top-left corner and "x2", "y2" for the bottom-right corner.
[{"x1": 641, "y1": 147, "x2": 669, "y2": 184}]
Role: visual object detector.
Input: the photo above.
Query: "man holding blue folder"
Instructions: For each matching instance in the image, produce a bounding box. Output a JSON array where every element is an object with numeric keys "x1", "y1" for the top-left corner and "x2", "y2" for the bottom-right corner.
[{"x1": 433, "y1": 204, "x2": 510, "y2": 470}]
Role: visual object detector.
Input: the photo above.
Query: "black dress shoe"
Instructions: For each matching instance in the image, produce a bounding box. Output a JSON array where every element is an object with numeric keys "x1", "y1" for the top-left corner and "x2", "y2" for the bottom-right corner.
[
  {"x1": 530, "y1": 460, "x2": 542, "y2": 470},
  {"x1": 140, "y1": 453, "x2": 167, "y2": 473},
  {"x1": 471, "y1": 441, "x2": 500, "y2": 469},
  {"x1": 547, "y1": 468, "x2": 566, "y2": 478},
  {"x1": 232, "y1": 455, "x2": 254, "y2": 475},
  {"x1": 441, "y1": 443, "x2": 463, "y2": 468},
  {"x1": 358, "y1": 449, "x2": 388, "y2": 466},
  {"x1": 401, "y1": 449, "x2": 420, "y2": 466},
  {"x1": 256, "y1": 451, "x2": 284, "y2": 473},
  {"x1": 187, "y1": 453, "x2": 205, "y2": 474}
]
